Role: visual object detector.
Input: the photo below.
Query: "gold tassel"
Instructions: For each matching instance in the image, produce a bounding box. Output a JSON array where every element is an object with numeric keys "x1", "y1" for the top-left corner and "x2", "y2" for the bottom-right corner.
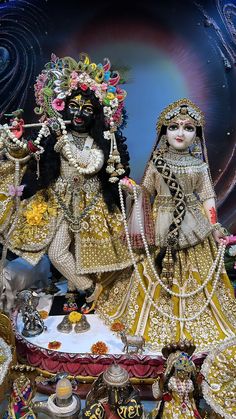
[
  {"x1": 161, "y1": 246, "x2": 174, "y2": 286},
  {"x1": 106, "y1": 131, "x2": 123, "y2": 183}
]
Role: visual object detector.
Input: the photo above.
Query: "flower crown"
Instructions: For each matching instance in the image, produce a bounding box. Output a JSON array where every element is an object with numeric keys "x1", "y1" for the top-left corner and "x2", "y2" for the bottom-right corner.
[
  {"x1": 174, "y1": 352, "x2": 195, "y2": 373},
  {"x1": 156, "y1": 98, "x2": 205, "y2": 133},
  {"x1": 34, "y1": 52, "x2": 127, "y2": 129}
]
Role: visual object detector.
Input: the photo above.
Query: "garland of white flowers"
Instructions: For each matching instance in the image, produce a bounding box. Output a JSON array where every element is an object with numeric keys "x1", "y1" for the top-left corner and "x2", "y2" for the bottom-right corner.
[
  {"x1": 131, "y1": 184, "x2": 224, "y2": 298},
  {"x1": 56, "y1": 118, "x2": 103, "y2": 174},
  {"x1": 118, "y1": 182, "x2": 225, "y2": 322}
]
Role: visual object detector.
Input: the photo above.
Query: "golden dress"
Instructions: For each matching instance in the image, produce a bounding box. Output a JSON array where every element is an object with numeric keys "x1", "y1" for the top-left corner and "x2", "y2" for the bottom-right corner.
[
  {"x1": 161, "y1": 376, "x2": 196, "y2": 418},
  {"x1": 201, "y1": 336, "x2": 236, "y2": 418},
  {"x1": 0, "y1": 134, "x2": 131, "y2": 290},
  {"x1": 96, "y1": 148, "x2": 236, "y2": 351},
  {"x1": 0, "y1": 159, "x2": 25, "y2": 235}
]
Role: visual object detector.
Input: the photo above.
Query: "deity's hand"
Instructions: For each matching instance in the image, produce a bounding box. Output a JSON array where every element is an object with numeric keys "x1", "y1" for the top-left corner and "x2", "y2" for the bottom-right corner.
[
  {"x1": 212, "y1": 229, "x2": 226, "y2": 245},
  {"x1": 221, "y1": 235, "x2": 236, "y2": 246},
  {"x1": 120, "y1": 176, "x2": 137, "y2": 193},
  {"x1": 10, "y1": 118, "x2": 25, "y2": 139}
]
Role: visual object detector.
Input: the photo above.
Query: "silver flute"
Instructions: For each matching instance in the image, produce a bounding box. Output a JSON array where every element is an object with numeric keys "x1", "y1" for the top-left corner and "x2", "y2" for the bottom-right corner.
[{"x1": 8, "y1": 120, "x2": 71, "y2": 129}]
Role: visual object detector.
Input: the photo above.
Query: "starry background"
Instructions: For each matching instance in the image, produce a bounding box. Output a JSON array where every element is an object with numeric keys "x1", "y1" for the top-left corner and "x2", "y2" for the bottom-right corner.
[{"x1": 0, "y1": 0, "x2": 235, "y2": 232}]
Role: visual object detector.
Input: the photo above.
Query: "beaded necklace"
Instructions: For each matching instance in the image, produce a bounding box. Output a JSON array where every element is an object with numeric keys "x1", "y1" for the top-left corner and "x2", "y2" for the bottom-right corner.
[{"x1": 174, "y1": 376, "x2": 192, "y2": 412}]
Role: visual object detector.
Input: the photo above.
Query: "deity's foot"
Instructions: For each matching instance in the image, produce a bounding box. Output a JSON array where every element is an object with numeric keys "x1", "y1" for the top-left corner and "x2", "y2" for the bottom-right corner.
[
  {"x1": 81, "y1": 283, "x2": 103, "y2": 314},
  {"x1": 85, "y1": 283, "x2": 103, "y2": 303}
]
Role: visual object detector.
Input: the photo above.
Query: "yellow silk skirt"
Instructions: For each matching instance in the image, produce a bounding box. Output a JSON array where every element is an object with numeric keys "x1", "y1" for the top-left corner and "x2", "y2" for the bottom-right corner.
[
  {"x1": 96, "y1": 236, "x2": 236, "y2": 352},
  {"x1": 201, "y1": 336, "x2": 236, "y2": 418},
  {"x1": 2, "y1": 186, "x2": 131, "y2": 274}
]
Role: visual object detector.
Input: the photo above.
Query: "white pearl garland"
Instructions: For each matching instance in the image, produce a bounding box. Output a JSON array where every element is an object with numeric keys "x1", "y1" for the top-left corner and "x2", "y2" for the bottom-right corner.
[
  {"x1": 131, "y1": 184, "x2": 223, "y2": 299},
  {"x1": 57, "y1": 118, "x2": 103, "y2": 174},
  {"x1": 118, "y1": 182, "x2": 225, "y2": 322}
]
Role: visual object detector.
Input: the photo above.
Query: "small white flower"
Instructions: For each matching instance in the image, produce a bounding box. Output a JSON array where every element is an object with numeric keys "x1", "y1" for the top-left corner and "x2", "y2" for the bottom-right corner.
[
  {"x1": 229, "y1": 245, "x2": 236, "y2": 256},
  {"x1": 117, "y1": 168, "x2": 125, "y2": 175},
  {"x1": 106, "y1": 165, "x2": 115, "y2": 174},
  {"x1": 103, "y1": 130, "x2": 112, "y2": 140},
  {"x1": 110, "y1": 98, "x2": 118, "y2": 108},
  {"x1": 114, "y1": 156, "x2": 121, "y2": 163},
  {"x1": 109, "y1": 177, "x2": 119, "y2": 183},
  {"x1": 83, "y1": 74, "x2": 92, "y2": 83},
  {"x1": 103, "y1": 106, "x2": 112, "y2": 117},
  {"x1": 78, "y1": 74, "x2": 85, "y2": 82},
  {"x1": 94, "y1": 90, "x2": 103, "y2": 102}
]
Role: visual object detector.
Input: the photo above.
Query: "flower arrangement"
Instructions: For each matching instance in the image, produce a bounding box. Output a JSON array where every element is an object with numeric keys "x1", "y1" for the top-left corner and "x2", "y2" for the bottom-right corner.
[
  {"x1": 91, "y1": 341, "x2": 108, "y2": 355},
  {"x1": 34, "y1": 53, "x2": 126, "y2": 130},
  {"x1": 24, "y1": 196, "x2": 57, "y2": 227},
  {"x1": 110, "y1": 321, "x2": 125, "y2": 332},
  {"x1": 38, "y1": 310, "x2": 48, "y2": 320},
  {"x1": 48, "y1": 341, "x2": 61, "y2": 350},
  {"x1": 10, "y1": 193, "x2": 58, "y2": 248},
  {"x1": 68, "y1": 311, "x2": 82, "y2": 323}
]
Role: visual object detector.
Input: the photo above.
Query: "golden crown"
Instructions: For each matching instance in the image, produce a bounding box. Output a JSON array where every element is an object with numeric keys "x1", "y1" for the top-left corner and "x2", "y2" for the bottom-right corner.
[{"x1": 156, "y1": 98, "x2": 205, "y2": 133}]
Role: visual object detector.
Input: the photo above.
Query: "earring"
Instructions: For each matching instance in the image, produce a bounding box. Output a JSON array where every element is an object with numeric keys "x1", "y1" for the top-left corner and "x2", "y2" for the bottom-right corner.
[
  {"x1": 159, "y1": 135, "x2": 168, "y2": 153},
  {"x1": 105, "y1": 130, "x2": 125, "y2": 183},
  {"x1": 191, "y1": 136, "x2": 202, "y2": 159}
]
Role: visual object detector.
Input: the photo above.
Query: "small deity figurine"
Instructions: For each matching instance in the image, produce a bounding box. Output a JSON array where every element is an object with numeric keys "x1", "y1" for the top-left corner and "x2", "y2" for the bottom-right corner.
[
  {"x1": 3, "y1": 373, "x2": 36, "y2": 419},
  {"x1": 150, "y1": 340, "x2": 201, "y2": 419},
  {"x1": 22, "y1": 300, "x2": 46, "y2": 337},
  {"x1": 83, "y1": 364, "x2": 144, "y2": 418},
  {"x1": 16, "y1": 289, "x2": 40, "y2": 316},
  {"x1": 97, "y1": 98, "x2": 236, "y2": 351},
  {"x1": 159, "y1": 352, "x2": 201, "y2": 418},
  {"x1": 0, "y1": 53, "x2": 132, "y2": 308}
]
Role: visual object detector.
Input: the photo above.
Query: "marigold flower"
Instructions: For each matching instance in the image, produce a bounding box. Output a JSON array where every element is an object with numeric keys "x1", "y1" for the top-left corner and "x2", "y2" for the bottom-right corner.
[
  {"x1": 68, "y1": 311, "x2": 82, "y2": 323},
  {"x1": 39, "y1": 310, "x2": 49, "y2": 319},
  {"x1": 91, "y1": 341, "x2": 108, "y2": 355},
  {"x1": 48, "y1": 341, "x2": 61, "y2": 350},
  {"x1": 35, "y1": 202, "x2": 48, "y2": 213},
  {"x1": 25, "y1": 211, "x2": 43, "y2": 226},
  {"x1": 110, "y1": 321, "x2": 125, "y2": 332}
]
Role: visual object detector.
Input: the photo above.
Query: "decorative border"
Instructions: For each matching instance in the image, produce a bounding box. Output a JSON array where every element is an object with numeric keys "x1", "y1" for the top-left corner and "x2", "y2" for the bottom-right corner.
[
  {"x1": 0, "y1": 337, "x2": 12, "y2": 385},
  {"x1": 201, "y1": 336, "x2": 236, "y2": 419}
]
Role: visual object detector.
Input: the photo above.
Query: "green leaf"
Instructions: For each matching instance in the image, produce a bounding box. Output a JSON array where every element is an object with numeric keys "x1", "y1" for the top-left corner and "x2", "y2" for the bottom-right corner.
[{"x1": 42, "y1": 87, "x2": 53, "y2": 97}]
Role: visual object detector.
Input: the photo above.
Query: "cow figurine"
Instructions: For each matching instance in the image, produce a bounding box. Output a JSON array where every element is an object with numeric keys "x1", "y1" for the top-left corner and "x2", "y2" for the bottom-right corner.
[{"x1": 120, "y1": 331, "x2": 145, "y2": 354}]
